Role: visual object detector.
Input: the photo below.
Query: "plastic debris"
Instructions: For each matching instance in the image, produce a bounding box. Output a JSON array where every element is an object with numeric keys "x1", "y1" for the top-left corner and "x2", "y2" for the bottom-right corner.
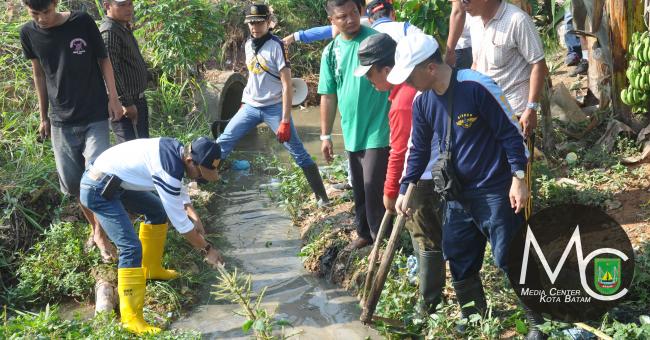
[
  {"x1": 406, "y1": 255, "x2": 419, "y2": 284},
  {"x1": 232, "y1": 159, "x2": 251, "y2": 170}
]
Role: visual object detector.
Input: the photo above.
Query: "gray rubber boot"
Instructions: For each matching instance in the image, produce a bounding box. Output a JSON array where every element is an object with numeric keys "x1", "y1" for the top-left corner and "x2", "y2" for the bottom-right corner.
[
  {"x1": 452, "y1": 274, "x2": 487, "y2": 335},
  {"x1": 416, "y1": 250, "x2": 446, "y2": 317},
  {"x1": 522, "y1": 304, "x2": 547, "y2": 340},
  {"x1": 301, "y1": 164, "x2": 329, "y2": 205}
]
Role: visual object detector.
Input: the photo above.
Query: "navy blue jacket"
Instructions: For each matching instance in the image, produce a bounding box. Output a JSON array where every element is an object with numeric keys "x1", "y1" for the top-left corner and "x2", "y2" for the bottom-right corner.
[{"x1": 400, "y1": 69, "x2": 528, "y2": 194}]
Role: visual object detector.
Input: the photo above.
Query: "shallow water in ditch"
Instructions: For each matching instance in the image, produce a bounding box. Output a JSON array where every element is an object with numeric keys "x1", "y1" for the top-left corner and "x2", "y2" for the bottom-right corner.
[{"x1": 171, "y1": 173, "x2": 379, "y2": 339}]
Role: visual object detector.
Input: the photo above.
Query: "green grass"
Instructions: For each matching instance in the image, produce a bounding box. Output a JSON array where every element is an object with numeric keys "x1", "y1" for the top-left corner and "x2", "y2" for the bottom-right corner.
[{"x1": 1, "y1": 305, "x2": 201, "y2": 339}]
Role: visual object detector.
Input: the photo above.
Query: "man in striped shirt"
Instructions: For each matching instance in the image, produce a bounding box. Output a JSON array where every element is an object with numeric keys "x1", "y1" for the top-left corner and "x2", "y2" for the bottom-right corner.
[{"x1": 100, "y1": 0, "x2": 149, "y2": 142}]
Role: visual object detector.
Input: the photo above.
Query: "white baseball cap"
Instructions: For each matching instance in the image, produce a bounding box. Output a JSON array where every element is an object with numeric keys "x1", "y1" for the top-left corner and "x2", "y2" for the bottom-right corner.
[{"x1": 386, "y1": 33, "x2": 439, "y2": 85}]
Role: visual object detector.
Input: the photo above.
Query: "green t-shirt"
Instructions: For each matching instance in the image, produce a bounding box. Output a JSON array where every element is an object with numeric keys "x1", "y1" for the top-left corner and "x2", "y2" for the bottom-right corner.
[{"x1": 318, "y1": 26, "x2": 390, "y2": 152}]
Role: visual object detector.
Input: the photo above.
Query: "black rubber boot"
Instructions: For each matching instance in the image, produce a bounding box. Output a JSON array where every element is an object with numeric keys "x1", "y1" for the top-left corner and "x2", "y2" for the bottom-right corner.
[
  {"x1": 416, "y1": 250, "x2": 446, "y2": 317},
  {"x1": 301, "y1": 164, "x2": 329, "y2": 205},
  {"x1": 452, "y1": 274, "x2": 487, "y2": 335},
  {"x1": 522, "y1": 304, "x2": 547, "y2": 340}
]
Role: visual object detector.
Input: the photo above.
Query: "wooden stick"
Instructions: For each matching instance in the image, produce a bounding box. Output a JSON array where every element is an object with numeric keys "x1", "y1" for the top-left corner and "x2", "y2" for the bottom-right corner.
[
  {"x1": 574, "y1": 322, "x2": 613, "y2": 340},
  {"x1": 361, "y1": 211, "x2": 393, "y2": 304},
  {"x1": 360, "y1": 183, "x2": 416, "y2": 324}
]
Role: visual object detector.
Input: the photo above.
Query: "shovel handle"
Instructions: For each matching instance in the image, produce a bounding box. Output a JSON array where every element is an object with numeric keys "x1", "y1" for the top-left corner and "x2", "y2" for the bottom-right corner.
[
  {"x1": 361, "y1": 210, "x2": 393, "y2": 303},
  {"x1": 360, "y1": 183, "x2": 416, "y2": 324}
]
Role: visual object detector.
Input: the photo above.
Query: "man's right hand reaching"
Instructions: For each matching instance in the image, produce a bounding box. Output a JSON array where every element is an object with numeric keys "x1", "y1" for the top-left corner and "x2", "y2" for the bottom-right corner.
[
  {"x1": 321, "y1": 139, "x2": 334, "y2": 164},
  {"x1": 205, "y1": 247, "x2": 224, "y2": 268}
]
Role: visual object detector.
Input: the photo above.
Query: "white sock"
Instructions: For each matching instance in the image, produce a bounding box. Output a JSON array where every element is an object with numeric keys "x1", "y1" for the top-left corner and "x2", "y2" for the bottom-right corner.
[{"x1": 582, "y1": 49, "x2": 588, "y2": 60}]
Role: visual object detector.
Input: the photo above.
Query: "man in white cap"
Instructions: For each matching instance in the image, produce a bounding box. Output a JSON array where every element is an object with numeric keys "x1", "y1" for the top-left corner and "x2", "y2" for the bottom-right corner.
[
  {"x1": 390, "y1": 33, "x2": 546, "y2": 339},
  {"x1": 354, "y1": 32, "x2": 445, "y2": 316}
]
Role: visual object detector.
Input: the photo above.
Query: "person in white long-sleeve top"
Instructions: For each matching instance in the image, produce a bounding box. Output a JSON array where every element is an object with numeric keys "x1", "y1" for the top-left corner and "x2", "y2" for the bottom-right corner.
[{"x1": 79, "y1": 136, "x2": 223, "y2": 334}]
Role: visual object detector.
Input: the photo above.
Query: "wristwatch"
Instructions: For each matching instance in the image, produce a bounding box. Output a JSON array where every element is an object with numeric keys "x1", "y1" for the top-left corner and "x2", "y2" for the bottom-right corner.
[
  {"x1": 513, "y1": 170, "x2": 526, "y2": 180},
  {"x1": 526, "y1": 102, "x2": 541, "y2": 111},
  {"x1": 199, "y1": 242, "x2": 212, "y2": 256},
  {"x1": 319, "y1": 134, "x2": 332, "y2": 141}
]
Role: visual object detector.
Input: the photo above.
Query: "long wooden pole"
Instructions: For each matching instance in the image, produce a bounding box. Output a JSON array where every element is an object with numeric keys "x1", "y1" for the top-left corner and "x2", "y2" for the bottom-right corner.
[
  {"x1": 360, "y1": 183, "x2": 416, "y2": 324},
  {"x1": 361, "y1": 211, "x2": 393, "y2": 305}
]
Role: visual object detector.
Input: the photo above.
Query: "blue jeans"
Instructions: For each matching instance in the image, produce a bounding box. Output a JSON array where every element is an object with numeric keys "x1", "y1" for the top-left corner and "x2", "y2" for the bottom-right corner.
[
  {"x1": 79, "y1": 170, "x2": 167, "y2": 268},
  {"x1": 564, "y1": 11, "x2": 582, "y2": 57},
  {"x1": 216, "y1": 103, "x2": 315, "y2": 168},
  {"x1": 442, "y1": 187, "x2": 525, "y2": 281}
]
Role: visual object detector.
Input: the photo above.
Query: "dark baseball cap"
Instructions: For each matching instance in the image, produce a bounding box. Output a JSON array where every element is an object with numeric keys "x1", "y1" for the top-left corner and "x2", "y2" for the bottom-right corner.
[
  {"x1": 354, "y1": 33, "x2": 397, "y2": 77},
  {"x1": 244, "y1": 3, "x2": 270, "y2": 23},
  {"x1": 190, "y1": 137, "x2": 221, "y2": 182},
  {"x1": 365, "y1": 0, "x2": 393, "y2": 16}
]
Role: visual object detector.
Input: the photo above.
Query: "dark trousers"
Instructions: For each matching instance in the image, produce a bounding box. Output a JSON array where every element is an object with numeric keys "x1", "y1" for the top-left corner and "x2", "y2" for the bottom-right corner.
[
  {"x1": 454, "y1": 47, "x2": 473, "y2": 70},
  {"x1": 442, "y1": 187, "x2": 525, "y2": 281},
  {"x1": 110, "y1": 96, "x2": 150, "y2": 144},
  {"x1": 348, "y1": 147, "x2": 389, "y2": 241}
]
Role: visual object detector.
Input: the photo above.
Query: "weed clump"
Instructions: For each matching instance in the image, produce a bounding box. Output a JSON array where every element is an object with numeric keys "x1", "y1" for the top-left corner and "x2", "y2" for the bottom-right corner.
[{"x1": 10, "y1": 222, "x2": 100, "y2": 306}]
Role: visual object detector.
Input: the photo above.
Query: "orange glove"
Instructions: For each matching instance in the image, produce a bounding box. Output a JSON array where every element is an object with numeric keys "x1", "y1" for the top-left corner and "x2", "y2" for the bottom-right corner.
[{"x1": 277, "y1": 121, "x2": 291, "y2": 143}]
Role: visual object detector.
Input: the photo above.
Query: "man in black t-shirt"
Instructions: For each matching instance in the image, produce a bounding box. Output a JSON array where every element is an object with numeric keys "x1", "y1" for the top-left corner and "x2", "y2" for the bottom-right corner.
[{"x1": 20, "y1": 0, "x2": 124, "y2": 262}]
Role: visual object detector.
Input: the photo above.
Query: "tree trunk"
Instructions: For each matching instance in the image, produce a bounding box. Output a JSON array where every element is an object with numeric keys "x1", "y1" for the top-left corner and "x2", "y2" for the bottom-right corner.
[{"x1": 608, "y1": 0, "x2": 646, "y2": 125}]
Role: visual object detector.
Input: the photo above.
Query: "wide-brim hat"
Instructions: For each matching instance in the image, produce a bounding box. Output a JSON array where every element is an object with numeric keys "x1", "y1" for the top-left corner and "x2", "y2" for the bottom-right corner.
[{"x1": 292, "y1": 78, "x2": 308, "y2": 106}]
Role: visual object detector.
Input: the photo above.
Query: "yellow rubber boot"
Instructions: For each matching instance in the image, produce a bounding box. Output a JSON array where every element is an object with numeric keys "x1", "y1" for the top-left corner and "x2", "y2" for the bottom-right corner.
[
  {"x1": 118, "y1": 267, "x2": 161, "y2": 334},
  {"x1": 139, "y1": 223, "x2": 179, "y2": 280}
]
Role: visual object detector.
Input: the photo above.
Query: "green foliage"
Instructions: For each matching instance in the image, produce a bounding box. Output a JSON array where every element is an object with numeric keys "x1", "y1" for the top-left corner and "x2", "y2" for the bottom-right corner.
[
  {"x1": 135, "y1": 0, "x2": 223, "y2": 80},
  {"x1": 1, "y1": 305, "x2": 200, "y2": 339},
  {"x1": 374, "y1": 250, "x2": 419, "y2": 334},
  {"x1": 535, "y1": 173, "x2": 612, "y2": 209},
  {"x1": 268, "y1": 0, "x2": 329, "y2": 76},
  {"x1": 212, "y1": 267, "x2": 299, "y2": 340},
  {"x1": 394, "y1": 0, "x2": 451, "y2": 42},
  {"x1": 297, "y1": 227, "x2": 332, "y2": 261},
  {"x1": 10, "y1": 222, "x2": 101, "y2": 306},
  {"x1": 267, "y1": 158, "x2": 311, "y2": 222}
]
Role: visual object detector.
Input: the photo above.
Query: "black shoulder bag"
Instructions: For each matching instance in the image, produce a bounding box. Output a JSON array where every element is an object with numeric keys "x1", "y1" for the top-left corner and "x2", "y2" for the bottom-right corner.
[{"x1": 430, "y1": 69, "x2": 463, "y2": 201}]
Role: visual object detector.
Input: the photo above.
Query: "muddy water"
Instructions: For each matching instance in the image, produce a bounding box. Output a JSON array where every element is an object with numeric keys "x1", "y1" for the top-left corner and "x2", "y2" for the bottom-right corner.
[
  {"x1": 172, "y1": 175, "x2": 379, "y2": 339},
  {"x1": 226, "y1": 106, "x2": 345, "y2": 165}
]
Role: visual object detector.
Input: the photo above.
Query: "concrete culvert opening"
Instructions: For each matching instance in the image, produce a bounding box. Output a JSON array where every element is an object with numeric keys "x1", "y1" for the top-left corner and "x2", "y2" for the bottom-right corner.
[{"x1": 200, "y1": 70, "x2": 246, "y2": 138}]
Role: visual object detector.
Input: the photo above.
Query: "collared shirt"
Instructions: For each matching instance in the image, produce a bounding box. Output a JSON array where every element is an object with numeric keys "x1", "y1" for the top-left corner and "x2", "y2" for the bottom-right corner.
[
  {"x1": 100, "y1": 16, "x2": 148, "y2": 107},
  {"x1": 469, "y1": 1, "x2": 544, "y2": 114},
  {"x1": 92, "y1": 138, "x2": 194, "y2": 233}
]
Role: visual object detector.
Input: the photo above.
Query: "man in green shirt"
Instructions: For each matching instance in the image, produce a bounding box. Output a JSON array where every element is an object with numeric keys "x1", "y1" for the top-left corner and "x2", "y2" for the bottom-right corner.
[{"x1": 319, "y1": 0, "x2": 390, "y2": 249}]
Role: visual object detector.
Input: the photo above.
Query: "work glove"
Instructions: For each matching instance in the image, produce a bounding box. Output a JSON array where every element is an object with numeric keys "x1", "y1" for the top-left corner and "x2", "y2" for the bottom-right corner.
[{"x1": 277, "y1": 121, "x2": 291, "y2": 143}]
